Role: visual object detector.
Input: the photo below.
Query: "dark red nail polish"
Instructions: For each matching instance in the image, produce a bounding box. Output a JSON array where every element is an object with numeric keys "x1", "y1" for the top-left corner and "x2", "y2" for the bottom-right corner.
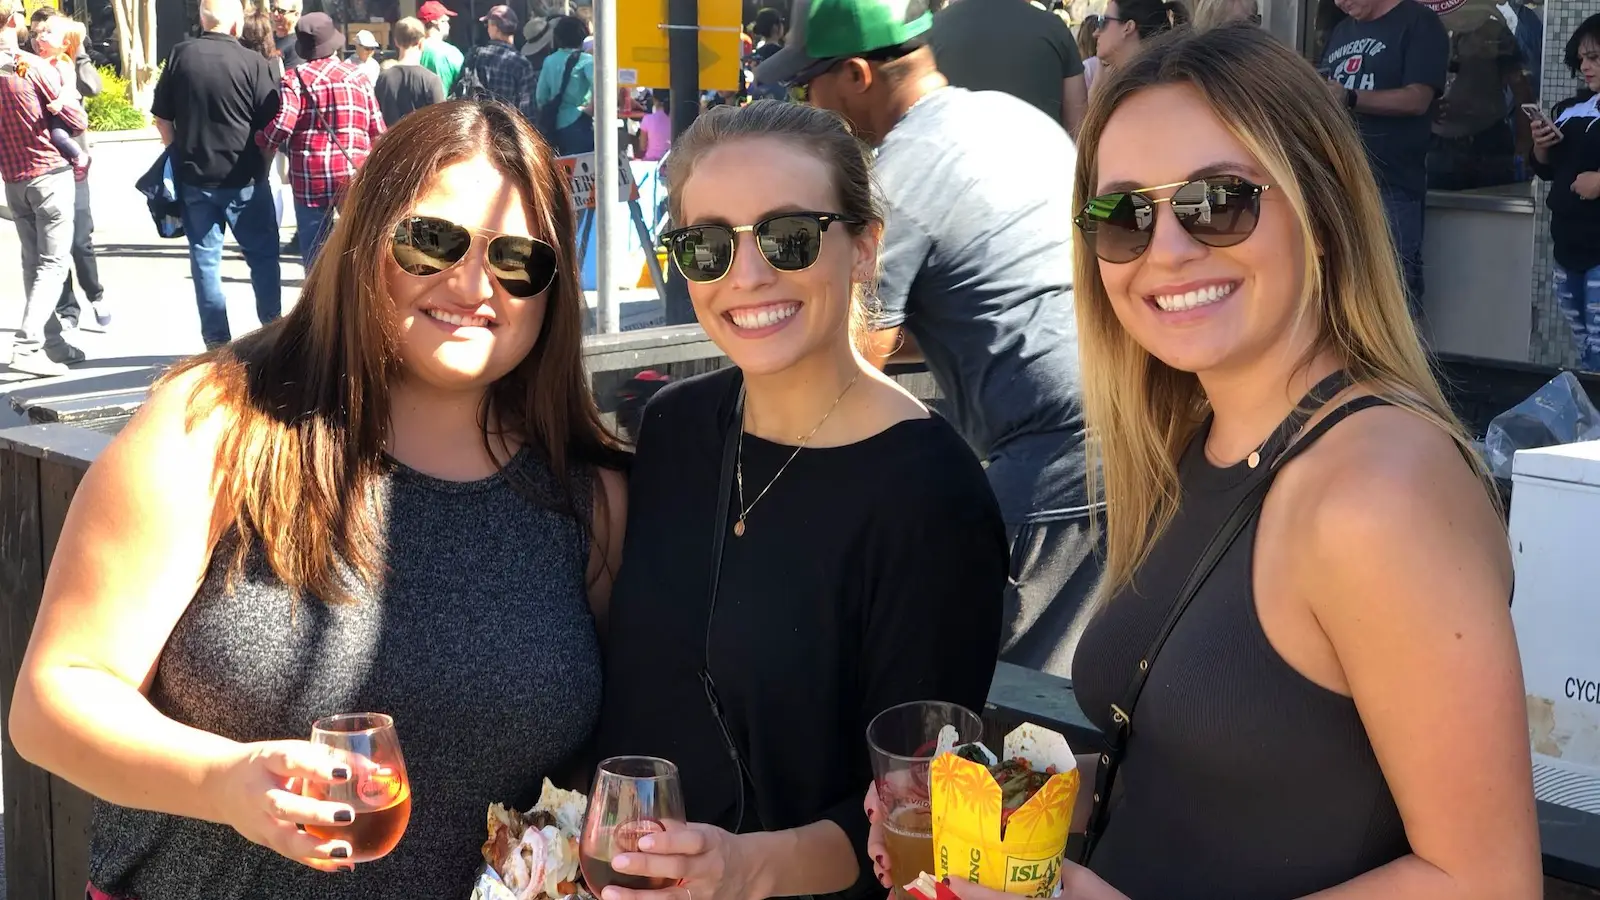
[
  {"x1": 332, "y1": 766, "x2": 350, "y2": 781},
  {"x1": 941, "y1": 877, "x2": 951, "y2": 886},
  {"x1": 336, "y1": 865, "x2": 354, "y2": 874},
  {"x1": 296, "y1": 823, "x2": 306, "y2": 833},
  {"x1": 334, "y1": 810, "x2": 354, "y2": 823},
  {"x1": 332, "y1": 847, "x2": 349, "y2": 859}
]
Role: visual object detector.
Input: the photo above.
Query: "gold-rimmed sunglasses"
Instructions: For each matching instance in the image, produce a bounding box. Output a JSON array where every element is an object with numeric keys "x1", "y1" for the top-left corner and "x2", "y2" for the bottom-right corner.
[{"x1": 1074, "y1": 175, "x2": 1272, "y2": 263}]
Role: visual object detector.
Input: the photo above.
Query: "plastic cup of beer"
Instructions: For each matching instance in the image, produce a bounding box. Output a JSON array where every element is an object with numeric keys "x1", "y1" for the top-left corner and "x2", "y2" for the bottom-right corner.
[{"x1": 867, "y1": 701, "x2": 984, "y2": 900}]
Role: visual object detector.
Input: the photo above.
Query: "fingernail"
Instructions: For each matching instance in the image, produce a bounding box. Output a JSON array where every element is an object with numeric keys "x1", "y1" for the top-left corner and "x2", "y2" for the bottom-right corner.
[
  {"x1": 941, "y1": 877, "x2": 951, "y2": 886},
  {"x1": 332, "y1": 847, "x2": 350, "y2": 859},
  {"x1": 337, "y1": 865, "x2": 354, "y2": 874},
  {"x1": 639, "y1": 835, "x2": 655, "y2": 851},
  {"x1": 874, "y1": 855, "x2": 885, "y2": 867},
  {"x1": 296, "y1": 823, "x2": 307, "y2": 833},
  {"x1": 334, "y1": 810, "x2": 354, "y2": 823},
  {"x1": 866, "y1": 808, "x2": 876, "y2": 821},
  {"x1": 612, "y1": 854, "x2": 631, "y2": 870},
  {"x1": 332, "y1": 766, "x2": 350, "y2": 781}
]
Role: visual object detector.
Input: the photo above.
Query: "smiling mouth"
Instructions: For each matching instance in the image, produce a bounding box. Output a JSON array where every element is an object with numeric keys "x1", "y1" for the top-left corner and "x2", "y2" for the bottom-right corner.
[
  {"x1": 726, "y1": 302, "x2": 801, "y2": 330},
  {"x1": 1150, "y1": 282, "x2": 1239, "y2": 313},
  {"x1": 425, "y1": 308, "x2": 492, "y2": 328}
]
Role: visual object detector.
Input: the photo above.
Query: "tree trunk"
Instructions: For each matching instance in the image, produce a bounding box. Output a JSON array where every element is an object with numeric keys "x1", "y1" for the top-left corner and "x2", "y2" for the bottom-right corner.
[{"x1": 110, "y1": 0, "x2": 157, "y2": 111}]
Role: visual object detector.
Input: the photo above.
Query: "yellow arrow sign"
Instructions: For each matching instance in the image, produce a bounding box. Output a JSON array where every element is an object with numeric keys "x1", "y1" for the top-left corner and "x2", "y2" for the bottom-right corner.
[{"x1": 617, "y1": 0, "x2": 741, "y2": 92}]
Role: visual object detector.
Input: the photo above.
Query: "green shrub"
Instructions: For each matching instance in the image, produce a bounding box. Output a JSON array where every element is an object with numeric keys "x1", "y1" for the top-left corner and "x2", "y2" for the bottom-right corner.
[{"x1": 85, "y1": 64, "x2": 148, "y2": 132}]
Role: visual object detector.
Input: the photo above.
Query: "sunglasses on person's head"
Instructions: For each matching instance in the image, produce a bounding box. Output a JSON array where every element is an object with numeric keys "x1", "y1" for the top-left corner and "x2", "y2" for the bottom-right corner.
[
  {"x1": 659, "y1": 211, "x2": 864, "y2": 284},
  {"x1": 1074, "y1": 175, "x2": 1271, "y2": 264},
  {"x1": 391, "y1": 216, "x2": 560, "y2": 297}
]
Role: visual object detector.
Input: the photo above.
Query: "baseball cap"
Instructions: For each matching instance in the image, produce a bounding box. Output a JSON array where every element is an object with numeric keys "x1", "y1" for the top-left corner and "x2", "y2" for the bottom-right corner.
[
  {"x1": 480, "y1": 3, "x2": 518, "y2": 32},
  {"x1": 355, "y1": 28, "x2": 380, "y2": 48},
  {"x1": 754, "y1": 0, "x2": 932, "y2": 87},
  {"x1": 295, "y1": 12, "x2": 344, "y2": 60},
  {"x1": 417, "y1": 0, "x2": 456, "y2": 22}
]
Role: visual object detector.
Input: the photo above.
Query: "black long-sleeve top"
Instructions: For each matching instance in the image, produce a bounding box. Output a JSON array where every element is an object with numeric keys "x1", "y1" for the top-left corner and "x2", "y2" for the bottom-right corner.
[
  {"x1": 1533, "y1": 93, "x2": 1600, "y2": 274},
  {"x1": 595, "y1": 369, "x2": 1006, "y2": 899}
]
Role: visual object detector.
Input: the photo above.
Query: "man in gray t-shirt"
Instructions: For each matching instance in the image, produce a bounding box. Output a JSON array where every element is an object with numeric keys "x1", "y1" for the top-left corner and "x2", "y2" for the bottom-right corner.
[{"x1": 757, "y1": 0, "x2": 1098, "y2": 677}]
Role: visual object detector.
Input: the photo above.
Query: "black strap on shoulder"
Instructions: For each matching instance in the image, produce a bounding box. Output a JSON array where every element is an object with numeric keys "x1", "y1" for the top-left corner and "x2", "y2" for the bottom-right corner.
[
  {"x1": 1080, "y1": 375, "x2": 1392, "y2": 863},
  {"x1": 697, "y1": 371, "x2": 772, "y2": 835}
]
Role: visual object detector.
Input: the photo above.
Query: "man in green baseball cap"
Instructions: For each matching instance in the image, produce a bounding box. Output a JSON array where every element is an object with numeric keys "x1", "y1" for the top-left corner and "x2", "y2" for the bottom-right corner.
[
  {"x1": 753, "y1": 0, "x2": 933, "y2": 95},
  {"x1": 785, "y1": 3, "x2": 1099, "y2": 680}
]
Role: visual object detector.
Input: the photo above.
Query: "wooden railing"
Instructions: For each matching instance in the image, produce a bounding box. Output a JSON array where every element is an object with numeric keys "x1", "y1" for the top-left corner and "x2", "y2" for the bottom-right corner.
[{"x1": 3, "y1": 334, "x2": 1597, "y2": 898}]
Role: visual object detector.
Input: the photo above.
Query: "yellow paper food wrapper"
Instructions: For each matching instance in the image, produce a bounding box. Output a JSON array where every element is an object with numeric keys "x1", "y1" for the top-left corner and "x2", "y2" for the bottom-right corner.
[{"x1": 930, "y1": 724, "x2": 1078, "y2": 897}]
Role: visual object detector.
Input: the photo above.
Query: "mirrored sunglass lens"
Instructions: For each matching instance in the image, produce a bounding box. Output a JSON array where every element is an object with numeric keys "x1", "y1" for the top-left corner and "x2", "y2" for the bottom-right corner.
[
  {"x1": 1081, "y1": 192, "x2": 1154, "y2": 262},
  {"x1": 756, "y1": 216, "x2": 823, "y2": 271},
  {"x1": 1171, "y1": 177, "x2": 1259, "y2": 247},
  {"x1": 671, "y1": 227, "x2": 734, "y2": 282},
  {"x1": 393, "y1": 217, "x2": 472, "y2": 276},
  {"x1": 486, "y1": 237, "x2": 559, "y2": 297}
]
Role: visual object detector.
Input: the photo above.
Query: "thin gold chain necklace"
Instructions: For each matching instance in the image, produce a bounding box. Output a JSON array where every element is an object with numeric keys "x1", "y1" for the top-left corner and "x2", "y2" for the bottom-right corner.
[{"x1": 734, "y1": 370, "x2": 861, "y2": 537}]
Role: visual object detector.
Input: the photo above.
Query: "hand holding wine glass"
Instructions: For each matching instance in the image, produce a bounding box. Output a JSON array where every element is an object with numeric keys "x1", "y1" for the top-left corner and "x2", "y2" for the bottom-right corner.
[
  {"x1": 208, "y1": 738, "x2": 362, "y2": 872},
  {"x1": 581, "y1": 757, "x2": 686, "y2": 895}
]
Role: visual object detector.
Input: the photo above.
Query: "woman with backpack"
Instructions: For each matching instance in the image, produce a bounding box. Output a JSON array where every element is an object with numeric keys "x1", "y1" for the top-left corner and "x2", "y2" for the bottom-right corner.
[{"x1": 535, "y1": 15, "x2": 593, "y2": 155}]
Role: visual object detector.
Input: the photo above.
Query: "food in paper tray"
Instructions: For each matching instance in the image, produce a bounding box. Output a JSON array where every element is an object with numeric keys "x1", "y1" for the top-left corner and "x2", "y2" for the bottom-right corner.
[
  {"x1": 930, "y1": 724, "x2": 1079, "y2": 897},
  {"x1": 473, "y1": 779, "x2": 592, "y2": 900}
]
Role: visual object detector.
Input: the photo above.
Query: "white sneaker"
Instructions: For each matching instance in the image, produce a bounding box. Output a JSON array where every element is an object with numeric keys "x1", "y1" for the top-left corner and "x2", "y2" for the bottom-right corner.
[{"x1": 8, "y1": 350, "x2": 69, "y2": 378}]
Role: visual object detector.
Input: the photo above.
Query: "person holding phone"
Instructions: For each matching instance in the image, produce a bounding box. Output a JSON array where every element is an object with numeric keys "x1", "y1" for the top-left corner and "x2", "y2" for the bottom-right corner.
[{"x1": 1531, "y1": 13, "x2": 1600, "y2": 371}]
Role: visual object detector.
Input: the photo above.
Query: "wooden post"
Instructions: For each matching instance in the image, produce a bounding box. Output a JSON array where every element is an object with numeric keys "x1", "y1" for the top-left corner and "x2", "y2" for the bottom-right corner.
[{"x1": 0, "y1": 445, "x2": 55, "y2": 899}]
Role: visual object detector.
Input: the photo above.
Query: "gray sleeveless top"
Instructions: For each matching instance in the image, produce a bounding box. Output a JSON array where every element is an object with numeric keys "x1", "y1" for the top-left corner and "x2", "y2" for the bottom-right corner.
[{"x1": 89, "y1": 447, "x2": 603, "y2": 900}]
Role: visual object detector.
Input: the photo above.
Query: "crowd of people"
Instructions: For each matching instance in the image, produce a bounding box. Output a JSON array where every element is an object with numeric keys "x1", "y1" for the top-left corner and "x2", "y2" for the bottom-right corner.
[{"x1": 0, "y1": 0, "x2": 604, "y2": 368}]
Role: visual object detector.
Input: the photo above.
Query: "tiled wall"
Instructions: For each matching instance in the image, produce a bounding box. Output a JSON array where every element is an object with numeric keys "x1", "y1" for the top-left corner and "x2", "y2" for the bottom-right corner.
[{"x1": 1530, "y1": 0, "x2": 1586, "y2": 367}]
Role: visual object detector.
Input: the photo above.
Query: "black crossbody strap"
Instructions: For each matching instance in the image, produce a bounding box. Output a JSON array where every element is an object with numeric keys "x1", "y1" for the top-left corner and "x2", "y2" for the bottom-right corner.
[
  {"x1": 697, "y1": 371, "x2": 773, "y2": 835},
  {"x1": 1080, "y1": 377, "x2": 1388, "y2": 863},
  {"x1": 296, "y1": 66, "x2": 357, "y2": 170}
]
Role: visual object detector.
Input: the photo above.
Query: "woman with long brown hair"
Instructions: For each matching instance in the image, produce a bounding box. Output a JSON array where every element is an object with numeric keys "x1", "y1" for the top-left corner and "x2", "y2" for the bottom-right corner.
[
  {"x1": 8, "y1": 100, "x2": 628, "y2": 900},
  {"x1": 868, "y1": 25, "x2": 1538, "y2": 900}
]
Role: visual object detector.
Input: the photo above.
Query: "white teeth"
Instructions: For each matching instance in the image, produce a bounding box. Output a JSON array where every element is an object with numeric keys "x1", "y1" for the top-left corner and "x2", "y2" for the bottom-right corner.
[
  {"x1": 1153, "y1": 283, "x2": 1235, "y2": 312},
  {"x1": 728, "y1": 303, "x2": 799, "y2": 330},
  {"x1": 425, "y1": 308, "x2": 490, "y2": 328}
]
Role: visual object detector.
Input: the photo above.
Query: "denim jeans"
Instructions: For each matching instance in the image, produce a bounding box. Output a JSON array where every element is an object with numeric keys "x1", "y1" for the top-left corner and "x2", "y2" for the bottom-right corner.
[
  {"x1": 1553, "y1": 262, "x2": 1600, "y2": 372},
  {"x1": 5, "y1": 168, "x2": 75, "y2": 357},
  {"x1": 295, "y1": 202, "x2": 335, "y2": 270},
  {"x1": 1378, "y1": 188, "x2": 1426, "y2": 320},
  {"x1": 57, "y1": 175, "x2": 102, "y2": 322},
  {"x1": 180, "y1": 180, "x2": 282, "y2": 347}
]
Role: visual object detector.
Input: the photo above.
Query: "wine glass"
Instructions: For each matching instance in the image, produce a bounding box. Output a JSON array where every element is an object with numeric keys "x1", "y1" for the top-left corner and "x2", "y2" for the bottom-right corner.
[
  {"x1": 302, "y1": 712, "x2": 412, "y2": 863},
  {"x1": 580, "y1": 756, "x2": 686, "y2": 894}
]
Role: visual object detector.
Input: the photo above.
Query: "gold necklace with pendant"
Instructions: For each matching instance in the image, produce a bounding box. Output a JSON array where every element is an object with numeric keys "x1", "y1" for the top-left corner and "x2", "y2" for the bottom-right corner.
[{"x1": 733, "y1": 370, "x2": 861, "y2": 537}]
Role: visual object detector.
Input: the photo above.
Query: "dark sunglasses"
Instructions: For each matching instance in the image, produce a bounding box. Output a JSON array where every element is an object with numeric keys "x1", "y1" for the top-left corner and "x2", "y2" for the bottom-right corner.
[
  {"x1": 391, "y1": 216, "x2": 560, "y2": 298},
  {"x1": 1095, "y1": 14, "x2": 1124, "y2": 30},
  {"x1": 659, "y1": 211, "x2": 864, "y2": 284},
  {"x1": 1074, "y1": 175, "x2": 1271, "y2": 264}
]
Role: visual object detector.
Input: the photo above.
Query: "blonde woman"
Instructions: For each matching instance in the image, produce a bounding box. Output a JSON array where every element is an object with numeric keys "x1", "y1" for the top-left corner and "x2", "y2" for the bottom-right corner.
[{"x1": 866, "y1": 25, "x2": 1539, "y2": 900}]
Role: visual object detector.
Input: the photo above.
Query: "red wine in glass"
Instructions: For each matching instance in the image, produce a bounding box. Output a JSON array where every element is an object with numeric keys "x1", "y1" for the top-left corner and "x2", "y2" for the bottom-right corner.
[{"x1": 580, "y1": 757, "x2": 685, "y2": 894}]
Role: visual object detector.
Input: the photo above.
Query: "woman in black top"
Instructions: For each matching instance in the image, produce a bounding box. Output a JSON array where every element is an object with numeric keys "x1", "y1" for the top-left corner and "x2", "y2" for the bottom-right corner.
[
  {"x1": 869, "y1": 26, "x2": 1538, "y2": 900},
  {"x1": 594, "y1": 101, "x2": 1006, "y2": 900},
  {"x1": 1531, "y1": 13, "x2": 1600, "y2": 371}
]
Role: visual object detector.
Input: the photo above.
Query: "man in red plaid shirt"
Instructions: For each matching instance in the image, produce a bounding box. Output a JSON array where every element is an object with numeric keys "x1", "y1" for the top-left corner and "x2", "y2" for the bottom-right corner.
[
  {"x1": 256, "y1": 12, "x2": 384, "y2": 268},
  {"x1": 1, "y1": 0, "x2": 86, "y2": 377}
]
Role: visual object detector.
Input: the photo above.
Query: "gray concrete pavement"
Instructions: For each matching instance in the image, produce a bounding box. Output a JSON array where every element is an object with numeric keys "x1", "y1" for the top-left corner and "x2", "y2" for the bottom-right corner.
[{"x1": 0, "y1": 131, "x2": 305, "y2": 429}]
